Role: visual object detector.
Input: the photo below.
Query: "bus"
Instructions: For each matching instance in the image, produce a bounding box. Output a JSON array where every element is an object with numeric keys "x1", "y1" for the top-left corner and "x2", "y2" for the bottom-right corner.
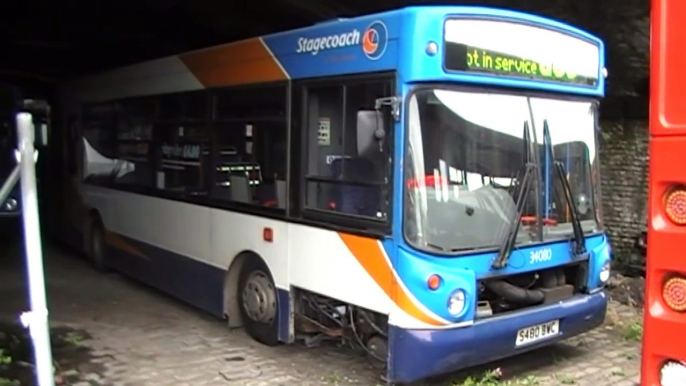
[
  {"x1": 641, "y1": 0, "x2": 686, "y2": 384},
  {"x1": 56, "y1": 6, "x2": 611, "y2": 384}
]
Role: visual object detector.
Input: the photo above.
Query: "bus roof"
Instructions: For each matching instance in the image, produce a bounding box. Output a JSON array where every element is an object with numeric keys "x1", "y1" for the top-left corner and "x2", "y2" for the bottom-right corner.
[{"x1": 66, "y1": 5, "x2": 605, "y2": 103}]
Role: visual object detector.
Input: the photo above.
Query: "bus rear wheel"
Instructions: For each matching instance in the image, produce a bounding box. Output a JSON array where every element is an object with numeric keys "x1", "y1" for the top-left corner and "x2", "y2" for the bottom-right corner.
[
  {"x1": 90, "y1": 221, "x2": 108, "y2": 272},
  {"x1": 237, "y1": 257, "x2": 279, "y2": 346}
]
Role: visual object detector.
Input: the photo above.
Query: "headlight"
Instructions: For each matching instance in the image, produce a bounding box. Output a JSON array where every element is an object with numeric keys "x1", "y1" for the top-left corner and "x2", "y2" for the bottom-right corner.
[
  {"x1": 599, "y1": 260, "x2": 611, "y2": 283},
  {"x1": 660, "y1": 360, "x2": 686, "y2": 386},
  {"x1": 4, "y1": 198, "x2": 17, "y2": 211},
  {"x1": 447, "y1": 289, "x2": 466, "y2": 316}
]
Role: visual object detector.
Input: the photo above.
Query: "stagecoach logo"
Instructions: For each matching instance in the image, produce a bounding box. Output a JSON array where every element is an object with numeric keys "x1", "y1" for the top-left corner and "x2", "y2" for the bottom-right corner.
[
  {"x1": 361, "y1": 21, "x2": 387, "y2": 60},
  {"x1": 295, "y1": 20, "x2": 388, "y2": 60}
]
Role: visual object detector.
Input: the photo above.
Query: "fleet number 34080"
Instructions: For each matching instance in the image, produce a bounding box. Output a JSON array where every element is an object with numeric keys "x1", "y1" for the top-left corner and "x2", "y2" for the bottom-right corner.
[{"x1": 529, "y1": 248, "x2": 553, "y2": 264}]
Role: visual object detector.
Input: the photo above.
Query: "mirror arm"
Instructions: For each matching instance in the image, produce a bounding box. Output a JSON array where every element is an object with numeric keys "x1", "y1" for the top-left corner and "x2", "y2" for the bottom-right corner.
[
  {"x1": 375, "y1": 96, "x2": 401, "y2": 121},
  {"x1": 19, "y1": 99, "x2": 51, "y2": 147}
]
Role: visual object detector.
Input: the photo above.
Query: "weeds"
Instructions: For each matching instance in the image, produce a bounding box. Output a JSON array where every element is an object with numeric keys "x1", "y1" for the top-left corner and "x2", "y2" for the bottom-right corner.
[
  {"x1": 60, "y1": 332, "x2": 85, "y2": 347},
  {"x1": 453, "y1": 369, "x2": 540, "y2": 386},
  {"x1": 0, "y1": 349, "x2": 16, "y2": 386},
  {"x1": 454, "y1": 368, "x2": 503, "y2": 386},
  {"x1": 323, "y1": 370, "x2": 343, "y2": 384},
  {"x1": 622, "y1": 321, "x2": 643, "y2": 342},
  {"x1": 0, "y1": 350, "x2": 10, "y2": 366},
  {"x1": 0, "y1": 378, "x2": 18, "y2": 386}
]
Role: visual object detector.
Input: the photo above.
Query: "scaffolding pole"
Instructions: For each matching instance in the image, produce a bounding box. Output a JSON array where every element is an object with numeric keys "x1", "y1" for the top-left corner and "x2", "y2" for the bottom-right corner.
[{"x1": 15, "y1": 112, "x2": 55, "y2": 386}]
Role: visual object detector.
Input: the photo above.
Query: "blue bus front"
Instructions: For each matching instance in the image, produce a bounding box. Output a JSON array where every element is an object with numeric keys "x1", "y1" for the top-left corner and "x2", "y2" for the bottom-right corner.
[{"x1": 387, "y1": 8, "x2": 611, "y2": 383}]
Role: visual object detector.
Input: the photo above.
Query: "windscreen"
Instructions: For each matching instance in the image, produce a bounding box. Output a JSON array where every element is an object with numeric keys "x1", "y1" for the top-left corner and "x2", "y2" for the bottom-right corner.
[{"x1": 403, "y1": 88, "x2": 600, "y2": 253}]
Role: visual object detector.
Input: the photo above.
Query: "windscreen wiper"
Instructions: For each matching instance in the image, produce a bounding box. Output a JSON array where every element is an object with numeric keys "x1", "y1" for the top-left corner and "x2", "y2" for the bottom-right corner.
[
  {"x1": 553, "y1": 161, "x2": 587, "y2": 256},
  {"x1": 492, "y1": 122, "x2": 537, "y2": 269},
  {"x1": 542, "y1": 119, "x2": 587, "y2": 256},
  {"x1": 492, "y1": 162, "x2": 536, "y2": 269}
]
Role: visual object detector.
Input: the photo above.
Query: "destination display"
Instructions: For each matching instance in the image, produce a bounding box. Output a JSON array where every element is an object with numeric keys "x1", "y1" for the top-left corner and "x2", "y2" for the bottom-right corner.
[{"x1": 443, "y1": 18, "x2": 601, "y2": 87}]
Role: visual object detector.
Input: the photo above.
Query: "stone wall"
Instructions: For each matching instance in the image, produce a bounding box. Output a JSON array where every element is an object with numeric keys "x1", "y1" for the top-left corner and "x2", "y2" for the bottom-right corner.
[{"x1": 598, "y1": 118, "x2": 649, "y2": 257}]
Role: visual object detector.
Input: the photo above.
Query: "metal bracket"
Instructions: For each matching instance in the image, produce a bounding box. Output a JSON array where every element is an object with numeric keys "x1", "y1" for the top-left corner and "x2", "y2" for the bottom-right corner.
[
  {"x1": 375, "y1": 96, "x2": 401, "y2": 121},
  {"x1": 20, "y1": 308, "x2": 48, "y2": 330}
]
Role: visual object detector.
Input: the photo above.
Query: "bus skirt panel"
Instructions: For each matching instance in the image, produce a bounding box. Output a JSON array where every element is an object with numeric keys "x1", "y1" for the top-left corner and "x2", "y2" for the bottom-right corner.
[{"x1": 387, "y1": 291, "x2": 607, "y2": 384}]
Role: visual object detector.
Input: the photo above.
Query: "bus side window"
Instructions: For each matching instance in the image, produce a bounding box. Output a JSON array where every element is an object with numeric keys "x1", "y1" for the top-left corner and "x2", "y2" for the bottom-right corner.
[
  {"x1": 115, "y1": 98, "x2": 156, "y2": 189},
  {"x1": 211, "y1": 84, "x2": 288, "y2": 210},
  {"x1": 148, "y1": 91, "x2": 211, "y2": 199},
  {"x1": 304, "y1": 81, "x2": 391, "y2": 220},
  {"x1": 82, "y1": 104, "x2": 117, "y2": 185},
  {"x1": 156, "y1": 123, "x2": 209, "y2": 197}
]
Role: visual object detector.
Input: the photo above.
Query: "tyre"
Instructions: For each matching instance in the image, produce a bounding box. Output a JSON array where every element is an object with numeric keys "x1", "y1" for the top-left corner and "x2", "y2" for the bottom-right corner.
[
  {"x1": 90, "y1": 220, "x2": 108, "y2": 272},
  {"x1": 237, "y1": 257, "x2": 279, "y2": 346}
]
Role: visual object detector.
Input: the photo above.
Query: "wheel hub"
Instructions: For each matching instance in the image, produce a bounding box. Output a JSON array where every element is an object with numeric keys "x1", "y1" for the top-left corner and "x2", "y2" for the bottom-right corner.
[
  {"x1": 242, "y1": 271, "x2": 277, "y2": 324},
  {"x1": 366, "y1": 335, "x2": 388, "y2": 370}
]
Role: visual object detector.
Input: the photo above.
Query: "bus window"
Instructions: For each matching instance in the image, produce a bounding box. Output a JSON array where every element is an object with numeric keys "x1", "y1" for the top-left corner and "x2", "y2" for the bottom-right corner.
[
  {"x1": 82, "y1": 104, "x2": 117, "y2": 185},
  {"x1": 115, "y1": 98, "x2": 156, "y2": 188},
  {"x1": 211, "y1": 84, "x2": 287, "y2": 209},
  {"x1": 156, "y1": 123, "x2": 208, "y2": 197},
  {"x1": 159, "y1": 90, "x2": 208, "y2": 123},
  {"x1": 304, "y1": 81, "x2": 391, "y2": 219}
]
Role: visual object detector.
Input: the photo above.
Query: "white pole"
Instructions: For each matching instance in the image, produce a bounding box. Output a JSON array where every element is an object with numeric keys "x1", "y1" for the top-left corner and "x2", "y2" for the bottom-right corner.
[{"x1": 16, "y1": 112, "x2": 55, "y2": 386}]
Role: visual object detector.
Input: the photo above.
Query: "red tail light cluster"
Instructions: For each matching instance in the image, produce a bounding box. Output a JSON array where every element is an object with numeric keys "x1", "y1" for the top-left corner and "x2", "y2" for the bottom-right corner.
[
  {"x1": 664, "y1": 187, "x2": 686, "y2": 225},
  {"x1": 663, "y1": 276, "x2": 686, "y2": 312}
]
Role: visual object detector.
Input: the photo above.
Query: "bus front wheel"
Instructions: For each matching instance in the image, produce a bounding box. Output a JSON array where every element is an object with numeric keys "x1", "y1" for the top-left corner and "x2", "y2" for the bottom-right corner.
[{"x1": 237, "y1": 257, "x2": 279, "y2": 346}]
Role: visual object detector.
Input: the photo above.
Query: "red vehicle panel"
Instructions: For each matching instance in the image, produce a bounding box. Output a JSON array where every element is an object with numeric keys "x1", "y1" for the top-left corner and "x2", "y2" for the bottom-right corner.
[{"x1": 642, "y1": 0, "x2": 686, "y2": 384}]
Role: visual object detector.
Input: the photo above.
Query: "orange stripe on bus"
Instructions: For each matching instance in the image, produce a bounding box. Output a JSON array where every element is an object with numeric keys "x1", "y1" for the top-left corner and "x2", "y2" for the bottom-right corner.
[
  {"x1": 179, "y1": 38, "x2": 288, "y2": 88},
  {"x1": 337, "y1": 232, "x2": 445, "y2": 326},
  {"x1": 105, "y1": 232, "x2": 150, "y2": 260}
]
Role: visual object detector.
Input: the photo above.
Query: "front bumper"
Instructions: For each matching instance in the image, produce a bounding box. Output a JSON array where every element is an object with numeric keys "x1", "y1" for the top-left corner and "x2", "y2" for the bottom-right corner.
[{"x1": 387, "y1": 291, "x2": 607, "y2": 384}]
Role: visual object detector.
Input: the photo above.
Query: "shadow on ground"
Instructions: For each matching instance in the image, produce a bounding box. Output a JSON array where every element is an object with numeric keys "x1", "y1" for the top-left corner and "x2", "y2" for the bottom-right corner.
[{"x1": 0, "y1": 321, "x2": 106, "y2": 386}]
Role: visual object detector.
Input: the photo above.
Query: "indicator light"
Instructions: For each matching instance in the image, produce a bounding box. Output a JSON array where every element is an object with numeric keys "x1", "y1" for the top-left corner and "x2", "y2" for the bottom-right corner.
[{"x1": 427, "y1": 274, "x2": 441, "y2": 290}]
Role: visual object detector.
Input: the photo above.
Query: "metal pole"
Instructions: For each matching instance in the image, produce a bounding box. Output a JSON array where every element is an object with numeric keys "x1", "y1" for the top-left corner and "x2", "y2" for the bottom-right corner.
[
  {"x1": 0, "y1": 163, "x2": 20, "y2": 204},
  {"x1": 15, "y1": 112, "x2": 55, "y2": 386}
]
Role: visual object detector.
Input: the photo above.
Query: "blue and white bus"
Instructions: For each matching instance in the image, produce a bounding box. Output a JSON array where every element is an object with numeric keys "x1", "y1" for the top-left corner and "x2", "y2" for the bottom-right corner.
[{"x1": 58, "y1": 6, "x2": 611, "y2": 384}]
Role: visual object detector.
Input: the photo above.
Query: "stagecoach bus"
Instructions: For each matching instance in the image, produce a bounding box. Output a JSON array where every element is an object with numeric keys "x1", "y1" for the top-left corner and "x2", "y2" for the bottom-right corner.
[
  {"x1": 57, "y1": 5, "x2": 611, "y2": 384},
  {"x1": 641, "y1": 0, "x2": 686, "y2": 384}
]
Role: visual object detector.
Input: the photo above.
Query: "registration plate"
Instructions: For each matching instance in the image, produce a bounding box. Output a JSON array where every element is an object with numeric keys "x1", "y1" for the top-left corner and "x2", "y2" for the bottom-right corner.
[{"x1": 515, "y1": 320, "x2": 560, "y2": 346}]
